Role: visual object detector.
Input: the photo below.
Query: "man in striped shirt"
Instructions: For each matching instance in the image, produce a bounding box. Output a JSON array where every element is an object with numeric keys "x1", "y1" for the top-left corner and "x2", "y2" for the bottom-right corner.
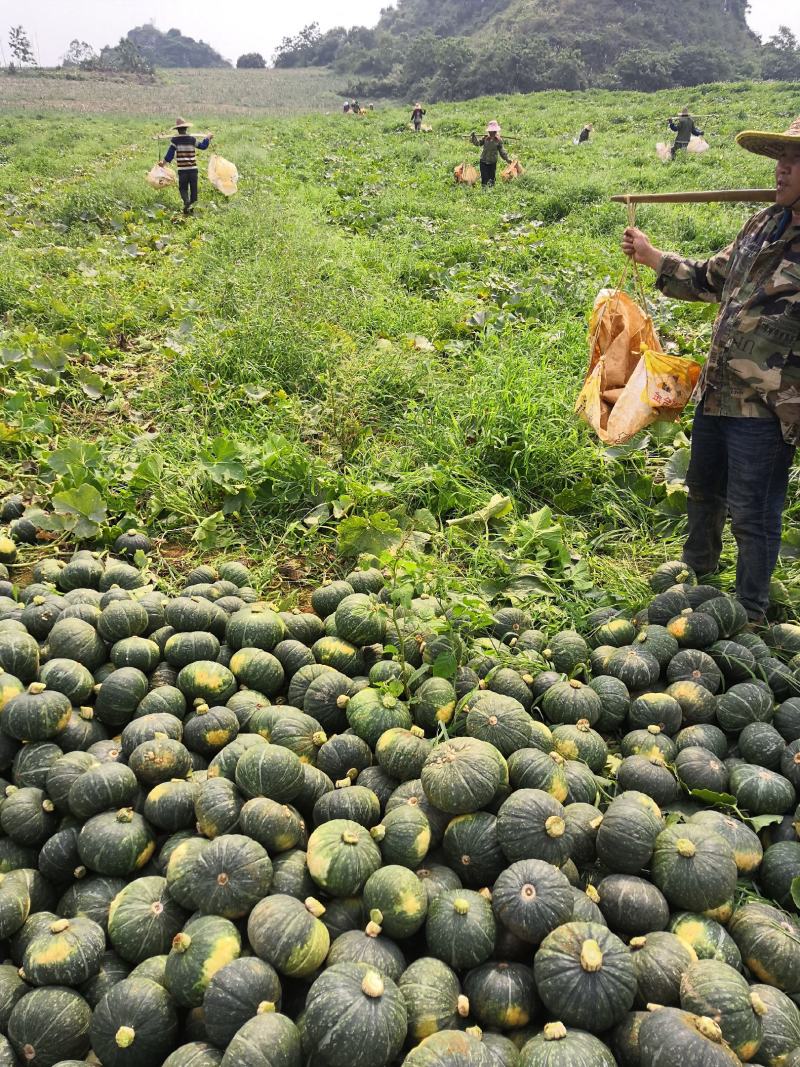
[{"x1": 162, "y1": 118, "x2": 212, "y2": 215}]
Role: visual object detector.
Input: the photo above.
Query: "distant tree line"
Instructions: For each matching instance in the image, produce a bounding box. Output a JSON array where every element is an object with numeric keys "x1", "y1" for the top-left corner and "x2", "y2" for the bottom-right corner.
[{"x1": 273, "y1": 8, "x2": 800, "y2": 99}]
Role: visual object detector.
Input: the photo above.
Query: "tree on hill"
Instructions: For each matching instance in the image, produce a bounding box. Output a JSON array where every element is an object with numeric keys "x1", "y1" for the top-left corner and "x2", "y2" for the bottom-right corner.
[
  {"x1": 237, "y1": 52, "x2": 266, "y2": 68},
  {"x1": 762, "y1": 27, "x2": 800, "y2": 80},
  {"x1": 62, "y1": 40, "x2": 97, "y2": 67},
  {"x1": 124, "y1": 24, "x2": 230, "y2": 68},
  {"x1": 96, "y1": 37, "x2": 154, "y2": 74},
  {"x1": 8, "y1": 25, "x2": 37, "y2": 66}
]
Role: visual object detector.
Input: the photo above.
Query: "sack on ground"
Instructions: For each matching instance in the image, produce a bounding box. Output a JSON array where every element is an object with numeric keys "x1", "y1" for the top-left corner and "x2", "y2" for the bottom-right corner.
[
  {"x1": 575, "y1": 288, "x2": 700, "y2": 444},
  {"x1": 687, "y1": 136, "x2": 710, "y2": 154},
  {"x1": 454, "y1": 162, "x2": 479, "y2": 186},
  {"x1": 146, "y1": 164, "x2": 176, "y2": 189},
  {"x1": 501, "y1": 160, "x2": 524, "y2": 181},
  {"x1": 655, "y1": 142, "x2": 672, "y2": 162},
  {"x1": 208, "y1": 154, "x2": 238, "y2": 196}
]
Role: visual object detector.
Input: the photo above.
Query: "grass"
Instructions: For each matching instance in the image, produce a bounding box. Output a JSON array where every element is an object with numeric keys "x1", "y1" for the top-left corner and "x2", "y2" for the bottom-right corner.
[
  {"x1": 1, "y1": 78, "x2": 799, "y2": 617},
  {"x1": 0, "y1": 67, "x2": 354, "y2": 116}
]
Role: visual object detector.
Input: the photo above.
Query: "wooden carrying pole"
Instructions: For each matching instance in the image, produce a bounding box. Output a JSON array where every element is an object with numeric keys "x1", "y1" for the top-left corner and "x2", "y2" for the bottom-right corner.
[{"x1": 612, "y1": 189, "x2": 776, "y2": 205}]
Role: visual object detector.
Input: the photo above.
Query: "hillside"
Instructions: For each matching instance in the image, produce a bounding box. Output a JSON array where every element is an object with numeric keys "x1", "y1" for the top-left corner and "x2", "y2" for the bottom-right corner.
[{"x1": 274, "y1": 0, "x2": 796, "y2": 98}]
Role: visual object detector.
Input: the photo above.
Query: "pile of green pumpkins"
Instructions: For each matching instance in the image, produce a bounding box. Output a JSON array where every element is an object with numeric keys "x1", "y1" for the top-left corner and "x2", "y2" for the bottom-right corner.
[{"x1": 0, "y1": 519, "x2": 799, "y2": 1067}]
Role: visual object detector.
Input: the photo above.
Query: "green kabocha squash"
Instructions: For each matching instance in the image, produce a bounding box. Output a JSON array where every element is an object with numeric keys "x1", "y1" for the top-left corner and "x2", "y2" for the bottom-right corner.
[
  {"x1": 688, "y1": 811, "x2": 763, "y2": 876},
  {"x1": 666, "y1": 649, "x2": 723, "y2": 693},
  {"x1": 247, "y1": 894, "x2": 330, "y2": 978},
  {"x1": 362, "y1": 864, "x2": 427, "y2": 939},
  {"x1": 426, "y1": 888, "x2": 496, "y2": 969},
  {"x1": 707, "y1": 640, "x2": 757, "y2": 685},
  {"x1": 0, "y1": 786, "x2": 57, "y2": 846},
  {"x1": 164, "y1": 915, "x2": 241, "y2": 1007},
  {"x1": 775, "y1": 698, "x2": 800, "y2": 742},
  {"x1": 592, "y1": 617, "x2": 637, "y2": 649},
  {"x1": 318, "y1": 894, "x2": 363, "y2": 941},
  {"x1": 0, "y1": 630, "x2": 39, "y2": 682},
  {"x1": 497, "y1": 788, "x2": 571, "y2": 866},
  {"x1": 552, "y1": 720, "x2": 608, "y2": 774},
  {"x1": 441, "y1": 811, "x2": 505, "y2": 887},
  {"x1": 651, "y1": 561, "x2": 697, "y2": 593},
  {"x1": 373, "y1": 803, "x2": 431, "y2": 868},
  {"x1": 466, "y1": 693, "x2": 536, "y2": 756},
  {"x1": 519, "y1": 1021, "x2": 617, "y2": 1067},
  {"x1": 651, "y1": 824, "x2": 737, "y2": 912},
  {"x1": 346, "y1": 566, "x2": 385, "y2": 594},
  {"x1": 229, "y1": 648, "x2": 285, "y2": 697},
  {"x1": 674, "y1": 722, "x2": 728, "y2": 757},
  {"x1": 316, "y1": 733, "x2": 372, "y2": 783},
  {"x1": 219, "y1": 1011, "x2": 301, "y2": 1067},
  {"x1": 182, "y1": 703, "x2": 239, "y2": 758},
  {"x1": 68, "y1": 761, "x2": 138, "y2": 820},
  {"x1": 313, "y1": 635, "x2": 365, "y2": 676},
  {"x1": 595, "y1": 792, "x2": 665, "y2": 875},
  {"x1": 728, "y1": 902, "x2": 800, "y2": 992},
  {"x1": 696, "y1": 596, "x2": 749, "y2": 639},
  {"x1": 589, "y1": 675, "x2": 630, "y2": 733},
  {"x1": 740, "y1": 721, "x2": 787, "y2": 770},
  {"x1": 239, "y1": 797, "x2": 305, "y2": 853},
  {"x1": 195, "y1": 776, "x2": 243, "y2": 839},
  {"x1": 129, "y1": 736, "x2": 191, "y2": 786},
  {"x1": 638, "y1": 1007, "x2": 741, "y2": 1067},
  {"x1": 679, "y1": 958, "x2": 764, "y2": 1061},
  {"x1": 463, "y1": 961, "x2": 537, "y2": 1031},
  {"x1": 162, "y1": 1041, "x2": 223, "y2": 1067},
  {"x1": 492, "y1": 858, "x2": 573, "y2": 945},
  {"x1": 21, "y1": 915, "x2": 105, "y2": 987},
  {"x1": 416, "y1": 864, "x2": 462, "y2": 905},
  {"x1": 164, "y1": 631, "x2": 221, "y2": 669},
  {"x1": 675, "y1": 747, "x2": 729, "y2": 794},
  {"x1": 669, "y1": 913, "x2": 743, "y2": 971},
  {"x1": 302, "y1": 962, "x2": 406, "y2": 1067},
  {"x1": 346, "y1": 687, "x2": 411, "y2": 747},
  {"x1": 111, "y1": 634, "x2": 161, "y2": 672},
  {"x1": 108, "y1": 876, "x2": 187, "y2": 963},
  {"x1": 666, "y1": 679, "x2": 717, "y2": 725},
  {"x1": 648, "y1": 589, "x2": 692, "y2": 626},
  {"x1": 596, "y1": 874, "x2": 669, "y2": 937},
  {"x1": 203, "y1": 956, "x2": 282, "y2": 1048},
  {"x1": 759, "y1": 841, "x2": 800, "y2": 909},
  {"x1": 0, "y1": 961, "x2": 28, "y2": 1027},
  {"x1": 403, "y1": 1029, "x2": 495, "y2": 1067},
  {"x1": 534, "y1": 922, "x2": 636, "y2": 1032},
  {"x1": 506, "y1": 749, "x2": 568, "y2": 802},
  {"x1": 8, "y1": 986, "x2": 93, "y2": 1067},
  {"x1": 375, "y1": 726, "x2": 431, "y2": 781},
  {"x1": 564, "y1": 802, "x2": 604, "y2": 866},
  {"x1": 421, "y1": 737, "x2": 505, "y2": 815},
  {"x1": 604, "y1": 646, "x2": 661, "y2": 691},
  {"x1": 2, "y1": 683, "x2": 71, "y2": 741},
  {"x1": 311, "y1": 581, "x2": 355, "y2": 619},
  {"x1": 748, "y1": 984, "x2": 800, "y2": 1067},
  {"x1": 541, "y1": 680, "x2": 602, "y2": 728},
  {"x1": 143, "y1": 779, "x2": 197, "y2": 833},
  {"x1": 621, "y1": 726, "x2": 677, "y2": 762},
  {"x1": 326, "y1": 916, "x2": 406, "y2": 983},
  {"x1": 716, "y1": 682, "x2": 774, "y2": 733},
  {"x1": 57, "y1": 874, "x2": 127, "y2": 934},
  {"x1": 544, "y1": 630, "x2": 589, "y2": 674},
  {"x1": 235, "y1": 742, "x2": 304, "y2": 803},
  {"x1": 187, "y1": 832, "x2": 274, "y2": 919},
  {"x1": 79, "y1": 949, "x2": 131, "y2": 1008},
  {"x1": 38, "y1": 658, "x2": 94, "y2": 704},
  {"x1": 667, "y1": 610, "x2": 719, "y2": 649},
  {"x1": 77, "y1": 808, "x2": 155, "y2": 877},
  {"x1": 629, "y1": 931, "x2": 697, "y2": 1007},
  {"x1": 627, "y1": 692, "x2": 682, "y2": 735},
  {"x1": 479, "y1": 1032, "x2": 521, "y2": 1067},
  {"x1": 729, "y1": 764, "x2": 796, "y2": 816},
  {"x1": 307, "y1": 818, "x2": 382, "y2": 896},
  {"x1": 89, "y1": 976, "x2": 179, "y2": 1067},
  {"x1": 398, "y1": 957, "x2": 468, "y2": 1040},
  {"x1": 270, "y1": 849, "x2": 316, "y2": 900},
  {"x1": 334, "y1": 593, "x2": 387, "y2": 646},
  {"x1": 616, "y1": 754, "x2": 678, "y2": 806},
  {"x1": 177, "y1": 661, "x2": 237, "y2": 705}
]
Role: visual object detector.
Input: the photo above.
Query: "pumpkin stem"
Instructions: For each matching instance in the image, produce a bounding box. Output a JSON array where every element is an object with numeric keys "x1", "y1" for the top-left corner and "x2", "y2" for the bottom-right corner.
[
  {"x1": 457, "y1": 995, "x2": 470, "y2": 1018},
  {"x1": 370, "y1": 825, "x2": 386, "y2": 842},
  {"x1": 568, "y1": 679, "x2": 581, "y2": 689},
  {"x1": 750, "y1": 992, "x2": 767, "y2": 1017},
  {"x1": 21, "y1": 1043, "x2": 35, "y2": 1061},
  {"x1": 116, "y1": 808, "x2": 134, "y2": 824},
  {"x1": 305, "y1": 897, "x2": 326, "y2": 918},
  {"x1": 647, "y1": 724, "x2": 661, "y2": 734},
  {"x1": 257, "y1": 1001, "x2": 276, "y2": 1014},
  {"x1": 115, "y1": 1027, "x2": 136, "y2": 1048},
  {"x1": 465, "y1": 1025, "x2": 482, "y2": 1039},
  {"x1": 410, "y1": 725, "x2": 425, "y2": 738},
  {"x1": 79, "y1": 706, "x2": 94, "y2": 720},
  {"x1": 28, "y1": 682, "x2": 47, "y2": 695},
  {"x1": 49, "y1": 919, "x2": 70, "y2": 934},
  {"x1": 545, "y1": 816, "x2": 566, "y2": 838},
  {"x1": 629, "y1": 936, "x2": 647, "y2": 950},
  {"x1": 521, "y1": 883, "x2": 537, "y2": 901},
  {"x1": 335, "y1": 779, "x2": 352, "y2": 789},
  {"x1": 549, "y1": 752, "x2": 565, "y2": 766},
  {"x1": 336, "y1": 695, "x2": 350, "y2": 709},
  {"x1": 478, "y1": 887, "x2": 492, "y2": 902},
  {"x1": 585, "y1": 884, "x2": 600, "y2": 904},
  {"x1": 675, "y1": 838, "x2": 696, "y2": 858},
  {"x1": 695, "y1": 1017, "x2": 723, "y2": 1043},
  {"x1": 172, "y1": 932, "x2": 192, "y2": 953},
  {"x1": 312, "y1": 731, "x2": 327, "y2": 746},
  {"x1": 361, "y1": 970, "x2": 385, "y2": 998},
  {"x1": 366, "y1": 911, "x2": 383, "y2": 937},
  {"x1": 646, "y1": 1003, "x2": 665, "y2": 1013},
  {"x1": 580, "y1": 939, "x2": 604, "y2": 972},
  {"x1": 453, "y1": 897, "x2": 470, "y2": 915},
  {"x1": 42, "y1": 799, "x2": 54, "y2": 813},
  {"x1": 341, "y1": 831, "x2": 359, "y2": 844},
  {"x1": 589, "y1": 816, "x2": 603, "y2": 830},
  {"x1": 543, "y1": 1022, "x2": 568, "y2": 1041}
]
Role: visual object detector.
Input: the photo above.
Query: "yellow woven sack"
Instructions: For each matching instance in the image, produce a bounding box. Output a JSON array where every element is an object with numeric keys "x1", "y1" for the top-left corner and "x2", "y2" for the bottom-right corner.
[
  {"x1": 501, "y1": 160, "x2": 524, "y2": 181},
  {"x1": 208, "y1": 154, "x2": 238, "y2": 196},
  {"x1": 454, "y1": 162, "x2": 479, "y2": 186}
]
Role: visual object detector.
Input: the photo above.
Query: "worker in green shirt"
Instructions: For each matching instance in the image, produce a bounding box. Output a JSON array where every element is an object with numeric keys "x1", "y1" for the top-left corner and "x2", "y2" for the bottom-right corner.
[
  {"x1": 471, "y1": 121, "x2": 511, "y2": 187},
  {"x1": 668, "y1": 108, "x2": 703, "y2": 159}
]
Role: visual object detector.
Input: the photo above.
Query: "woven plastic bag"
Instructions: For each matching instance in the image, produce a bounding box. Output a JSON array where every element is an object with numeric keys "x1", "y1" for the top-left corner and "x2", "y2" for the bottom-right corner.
[
  {"x1": 687, "y1": 136, "x2": 710, "y2": 154},
  {"x1": 454, "y1": 162, "x2": 479, "y2": 186},
  {"x1": 655, "y1": 142, "x2": 672, "y2": 163},
  {"x1": 146, "y1": 164, "x2": 176, "y2": 189},
  {"x1": 575, "y1": 289, "x2": 700, "y2": 444},
  {"x1": 208, "y1": 154, "x2": 238, "y2": 196},
  {"x1": 501, "y1": 160, "x2": 524, "y2": 181}
]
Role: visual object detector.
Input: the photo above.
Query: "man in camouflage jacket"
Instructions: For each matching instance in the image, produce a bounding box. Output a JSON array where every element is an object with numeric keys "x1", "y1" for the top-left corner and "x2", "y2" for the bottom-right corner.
[{"x1": 622, "y1": 117, "x2": 800, "y2": 621}]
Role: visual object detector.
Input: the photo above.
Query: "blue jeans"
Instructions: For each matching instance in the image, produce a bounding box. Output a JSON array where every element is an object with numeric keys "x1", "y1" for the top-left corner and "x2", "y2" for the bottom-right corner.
[{"x1": 682, "y1": 400, "x2": 795, "y2": 620}]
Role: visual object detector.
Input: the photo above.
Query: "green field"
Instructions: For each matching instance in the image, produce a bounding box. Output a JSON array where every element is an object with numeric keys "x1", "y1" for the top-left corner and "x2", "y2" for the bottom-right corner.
[{"x1": 2, "y1": 79, "x2": 799, "y2": 617}]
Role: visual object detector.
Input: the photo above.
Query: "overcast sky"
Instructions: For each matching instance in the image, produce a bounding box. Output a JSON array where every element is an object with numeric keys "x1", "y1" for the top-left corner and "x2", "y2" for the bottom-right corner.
[{"x1": 2, "y1": 0, "x2": 799, "y2": 67}]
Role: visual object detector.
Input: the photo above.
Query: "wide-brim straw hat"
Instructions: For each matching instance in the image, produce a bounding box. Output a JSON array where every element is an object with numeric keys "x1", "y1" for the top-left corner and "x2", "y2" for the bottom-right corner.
[
  {"x1": 173, "y1": 117, "x2": 192, "y2": 129},
  {"x1": 737, "y1": 116, "x2": 800, "y2": 160},
  {"x1": 486, "y1": 121, "x2": 501, "y2": 133}
]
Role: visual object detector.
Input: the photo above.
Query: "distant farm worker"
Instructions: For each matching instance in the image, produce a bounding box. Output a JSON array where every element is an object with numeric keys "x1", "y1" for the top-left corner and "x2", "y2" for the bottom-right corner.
[
  {"x1": 668, "y1": 107, "x2": 703, "y2": 159},
  {"x1": 578, "y1": 123, "x2": 593, "y2": 144},
  {"x1": 353, "y1": 99, "x2": 361, "y2": 114},
  {"x1": 412, "y1": 102, "x2": 426, "y2": 132},
  {"x1": 471, "y1": 121, "x2": 511, "y2": 187},
  {"x1": 621, "y1": 116, "x2": 800, "y2": 624},
  {"x1": 343, "y1": 101, "x2": 351, "y2": 113},
  {"x1": 162, "y1": 117, "x2": 212, "y2": 215}
]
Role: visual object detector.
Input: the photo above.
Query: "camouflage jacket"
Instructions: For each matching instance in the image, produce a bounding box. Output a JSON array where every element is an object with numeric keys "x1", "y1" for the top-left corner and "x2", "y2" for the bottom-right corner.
[
  {"x1": 656, "y1": 205, "x2": 800, "y2": 444},
  {"x1": 471, "y1": 133, "x2": 511, "y2": 165}
]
